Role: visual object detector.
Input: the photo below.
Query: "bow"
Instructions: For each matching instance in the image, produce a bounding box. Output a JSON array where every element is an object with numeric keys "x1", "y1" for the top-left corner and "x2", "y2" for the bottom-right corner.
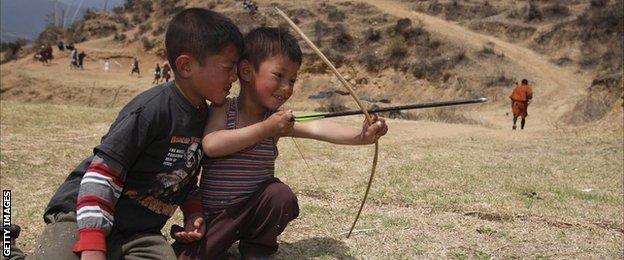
[{"x1": 275, "y1": 7, "x2": 379, "y2": 238}]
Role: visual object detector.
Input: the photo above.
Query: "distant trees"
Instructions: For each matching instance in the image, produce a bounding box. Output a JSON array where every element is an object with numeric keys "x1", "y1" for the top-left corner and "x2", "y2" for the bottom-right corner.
[{"x1": 0, "y1": 38, "x2": 29, "y2": 64}]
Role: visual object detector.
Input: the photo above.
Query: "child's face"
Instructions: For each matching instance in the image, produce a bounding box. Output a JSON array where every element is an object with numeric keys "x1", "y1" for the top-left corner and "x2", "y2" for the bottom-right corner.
[
  {"x1": 191, "y1": 43, "x2": 239, "y2": 106},
  {"x1": 249, "y1": 54, "x2": 299, "y2": 111}
]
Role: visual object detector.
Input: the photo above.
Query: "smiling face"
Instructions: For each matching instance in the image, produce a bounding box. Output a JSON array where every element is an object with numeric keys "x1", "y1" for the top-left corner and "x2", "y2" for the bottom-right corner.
[
  {"x1": 245, "y1": 54, "x2": 300, "y2": 111},
  {"x1": 190, "y1": 43, "x2": 239, "y2": 106}
]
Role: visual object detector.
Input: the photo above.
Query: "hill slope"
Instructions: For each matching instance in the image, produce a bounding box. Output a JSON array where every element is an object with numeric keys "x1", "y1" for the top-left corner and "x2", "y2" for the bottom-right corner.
[{"x1": 1, "y1": 0, "x2": 622, "y2": 127}]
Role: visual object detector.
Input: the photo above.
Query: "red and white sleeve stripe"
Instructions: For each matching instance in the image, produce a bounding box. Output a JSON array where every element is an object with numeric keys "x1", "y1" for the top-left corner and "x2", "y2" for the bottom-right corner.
[{"x1": 73, "y1": 154, "x2": 126, "y2": 253}]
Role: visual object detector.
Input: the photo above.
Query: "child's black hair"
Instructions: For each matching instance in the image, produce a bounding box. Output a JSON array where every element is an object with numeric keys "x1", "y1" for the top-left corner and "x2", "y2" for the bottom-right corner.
[
  {"x1": 165, "y1": 8, "x2": 243, "y2": 72},
  {"x1": 521, "y1": 79, "x2": 528, "y2": 85},
  {"x1": 242, "y1": 27, "x2": 302, "y2": 70}
]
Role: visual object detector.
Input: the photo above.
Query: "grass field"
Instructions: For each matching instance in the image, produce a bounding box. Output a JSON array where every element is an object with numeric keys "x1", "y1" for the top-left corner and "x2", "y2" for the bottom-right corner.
[{"x1": 1, "y1": 100, "x2": 622, "y2": 259}]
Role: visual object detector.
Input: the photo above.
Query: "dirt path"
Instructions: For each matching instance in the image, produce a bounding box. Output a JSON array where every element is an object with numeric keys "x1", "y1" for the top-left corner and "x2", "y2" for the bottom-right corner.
[{"x1": 360, "y1": 0, "x2": 592, "y2": 126}]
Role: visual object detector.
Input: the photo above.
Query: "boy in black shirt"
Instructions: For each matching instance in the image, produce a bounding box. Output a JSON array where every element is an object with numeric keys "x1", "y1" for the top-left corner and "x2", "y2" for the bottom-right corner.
[{"x1": 10, "y1": 8, "x2": 242, "y2": 260}]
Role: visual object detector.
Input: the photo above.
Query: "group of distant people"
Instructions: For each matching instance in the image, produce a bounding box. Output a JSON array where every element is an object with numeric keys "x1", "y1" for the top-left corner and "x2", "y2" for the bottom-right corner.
[
  {"x1": 35, "y1": 40, "x2": 171, "y2": 83},
  {"x1": 59, "y1": 41, "x2": 87, "y2": 70},
  {"x1": 57, "y1": 41, "x2": 74, "y2": 52},
  {"x1": 128, "y1": 58, "x2": 171, "y2": 84},
  {"x1": 70, "y1": 48, "x2": 87, "y2": 70},
  {"x1": 35, "y1": 41, "x2": 87, "y2": 70},
  {"x1": 34, "y1": 45, "x2": 53, "y2": 65},
  {"x1": 151, "y1": 62, "x2": 172, "y2": 84}
]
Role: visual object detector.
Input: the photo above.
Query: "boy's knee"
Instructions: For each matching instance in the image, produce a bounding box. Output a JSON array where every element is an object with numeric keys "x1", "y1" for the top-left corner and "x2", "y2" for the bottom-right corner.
[
  {"x1": 264, "y1": 183, "x2": 298, "y2": 217},
  {"x1": 34, "y1": 212, "x2": 80, "y2": 260}
]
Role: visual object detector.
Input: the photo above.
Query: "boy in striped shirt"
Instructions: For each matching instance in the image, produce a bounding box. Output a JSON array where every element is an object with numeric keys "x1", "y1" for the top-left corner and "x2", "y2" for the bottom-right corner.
[
  {"x1": 12, "y1": 9, "x2": 243, "y2": 260},
  {"x1": 173, "y1": 27, "x2": 388, "y2": 259}
]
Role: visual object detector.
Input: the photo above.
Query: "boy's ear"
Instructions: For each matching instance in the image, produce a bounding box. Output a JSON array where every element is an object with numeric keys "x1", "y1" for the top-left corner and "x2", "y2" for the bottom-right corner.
[
  {"x1": 238, "y1": 59, "x2": 253, "y2": 82},
  {"x1": 175, "y1": 54, "x2": 194, "y2": 78}
]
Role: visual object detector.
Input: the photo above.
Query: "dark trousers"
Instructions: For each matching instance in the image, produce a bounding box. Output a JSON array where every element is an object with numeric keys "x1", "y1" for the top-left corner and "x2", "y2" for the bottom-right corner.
[{"x1": 173, "y1": 181, "x2": 299, "y2": 259}]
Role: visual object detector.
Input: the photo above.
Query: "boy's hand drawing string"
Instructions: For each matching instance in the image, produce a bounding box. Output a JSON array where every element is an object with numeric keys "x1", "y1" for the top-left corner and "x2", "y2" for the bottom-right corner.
[{"x1": 275, "y1": 7, "x2": 379, "y2": 238}]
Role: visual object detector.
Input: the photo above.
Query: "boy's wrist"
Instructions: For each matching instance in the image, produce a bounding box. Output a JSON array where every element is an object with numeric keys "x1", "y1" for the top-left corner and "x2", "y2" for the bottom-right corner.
[
  {"x1": 357, "y1": 134, "x2": 367, "y2": 145},
  {"x1": 80, "y1": 250, "x2": 106, "y2": 260},
  {"x1": 185, "y1": 212, "x2": 204, "y2": 223},
  {"x1": 181, "y1": 199, "x2": 202, "y2": 216},
  {"x1": 259, "y1": 120, "x2": 277, "y2": 138}
]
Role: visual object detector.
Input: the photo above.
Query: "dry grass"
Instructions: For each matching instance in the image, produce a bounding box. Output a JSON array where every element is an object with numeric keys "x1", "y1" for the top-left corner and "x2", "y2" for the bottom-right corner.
[{"x1": 1, "y1": 100, "x2": 622, "y2": 258}]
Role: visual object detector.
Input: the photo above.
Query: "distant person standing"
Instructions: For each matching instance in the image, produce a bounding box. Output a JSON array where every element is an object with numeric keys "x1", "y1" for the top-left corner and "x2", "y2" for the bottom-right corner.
[
  {"x1": 58, "y1": 41, "x2": 65, "y2": 51},
  {"x1": 130, "y1": 58, "x2": 140, "y2": 76},
  {"x1": 152, "y1": 63, "x2": 161, "y2": 84},
  {"x1": 70, "y1": 48, "x2": 78, "y2": 69},
  {"x1": 162, "y1": 63, "x2": 171, "y2": 82},
  {"x1": 78, "y1": 51, "x2": 86, "y2": 69},
  {"x1": 509, "y1": 79, "x2": 533, "y2": 130},
  {"x1": 37, "y1": 45, "x2": 53, "y2": 65},
  {"x1": 45, "y1": 45, "x2": 53, "y2": 61},
  {"x1": 36, "y1": 45, "x2": 47, "y2": 65}
]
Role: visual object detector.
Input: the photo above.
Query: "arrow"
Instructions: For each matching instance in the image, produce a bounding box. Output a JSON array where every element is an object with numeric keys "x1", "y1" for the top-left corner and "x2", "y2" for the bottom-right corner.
[{"x1": 294, "y1": 97, "x2": 488, "y2": 122}]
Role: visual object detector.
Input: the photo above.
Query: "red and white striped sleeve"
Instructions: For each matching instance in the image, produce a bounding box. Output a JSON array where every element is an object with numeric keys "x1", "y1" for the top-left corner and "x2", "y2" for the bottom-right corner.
[{"x1": 73, "y1": 153, "x2": 125, "y2": 253}]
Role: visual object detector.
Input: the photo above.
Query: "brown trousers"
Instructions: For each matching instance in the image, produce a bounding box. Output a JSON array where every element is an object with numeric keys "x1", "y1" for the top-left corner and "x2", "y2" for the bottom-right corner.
[{"x1": 173, "y1": 180, "x2": 299, "y2": 259}]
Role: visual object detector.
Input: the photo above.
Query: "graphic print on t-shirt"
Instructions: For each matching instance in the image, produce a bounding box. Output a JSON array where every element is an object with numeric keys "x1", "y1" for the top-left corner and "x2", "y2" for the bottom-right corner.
[{"x1": 125, "y1": 136, "x2": 203, "y2": 216}]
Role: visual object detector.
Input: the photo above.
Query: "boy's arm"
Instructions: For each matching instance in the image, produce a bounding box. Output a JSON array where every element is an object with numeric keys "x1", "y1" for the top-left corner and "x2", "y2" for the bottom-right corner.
[
  {"x1": 180, "y1": 187, "x2": 202, "y2": 217},
  {"x1": 202, "y1": 106, "x2": 293, "y2": 157},
  {"x1": 74, "y1": 153, "x2": 125, "y2": 253},
  {"x1": 74, "y1": 109, "x2": 154, "y2": 255},
  {"x1": 289, "y1": 116, "x2": 387, "y2": 145}
]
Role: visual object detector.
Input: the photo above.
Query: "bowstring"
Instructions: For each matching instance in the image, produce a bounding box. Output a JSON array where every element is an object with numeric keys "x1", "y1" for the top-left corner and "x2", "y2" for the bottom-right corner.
[{"x1": 261, "y1": 5, "x2": 338, "y2": 235}]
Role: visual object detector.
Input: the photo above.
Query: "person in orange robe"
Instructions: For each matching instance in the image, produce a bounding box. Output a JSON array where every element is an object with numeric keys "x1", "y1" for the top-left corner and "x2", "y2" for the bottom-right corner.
[{"x1": 509, "y1": 79, "x2": 533, "y2": 130}]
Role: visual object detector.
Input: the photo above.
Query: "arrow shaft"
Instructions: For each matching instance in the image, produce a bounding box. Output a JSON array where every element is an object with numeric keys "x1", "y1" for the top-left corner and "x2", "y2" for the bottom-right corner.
[{"x1": 295, "y1": 97, "x2": 487, "y2": 121}]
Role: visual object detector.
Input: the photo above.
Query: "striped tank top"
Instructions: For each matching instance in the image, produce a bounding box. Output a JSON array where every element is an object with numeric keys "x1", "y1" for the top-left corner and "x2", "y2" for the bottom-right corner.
[{"x1": 200, "y1": 97, "x2": 278, "y2": 219}]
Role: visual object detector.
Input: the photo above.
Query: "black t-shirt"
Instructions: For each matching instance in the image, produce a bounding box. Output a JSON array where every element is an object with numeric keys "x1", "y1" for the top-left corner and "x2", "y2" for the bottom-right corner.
[{"x1": 45, "y1": 81, "x2": 208, "y2": 234}]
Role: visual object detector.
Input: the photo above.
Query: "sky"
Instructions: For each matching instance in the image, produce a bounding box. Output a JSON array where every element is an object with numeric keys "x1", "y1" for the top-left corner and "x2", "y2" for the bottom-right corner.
[{"x1": 1, "y1": 0, "x2": 126, "y2": 41}]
